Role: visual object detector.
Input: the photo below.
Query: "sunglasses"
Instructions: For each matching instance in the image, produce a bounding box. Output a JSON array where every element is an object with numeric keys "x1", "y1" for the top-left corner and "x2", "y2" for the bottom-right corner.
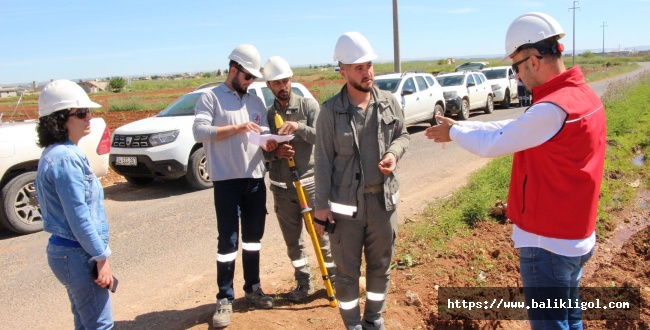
[
  {"x1": 67, "y1": 108, "x2": 91, "y2": 119},
  {"x1": 512, "y1": 55, "x2": 544, "y2": 74},
  {"x1": 235, "y1": 65, "x2": 257, "y2": 81}
]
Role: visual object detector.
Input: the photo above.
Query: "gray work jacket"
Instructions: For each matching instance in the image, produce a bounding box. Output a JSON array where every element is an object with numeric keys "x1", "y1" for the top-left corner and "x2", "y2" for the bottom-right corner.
[
  {"x1": 314, "y1": 85, "x2": 409, "y2": 218},
  {"x1": 265, "y1": 93, "x2": 319, "y2": 190}
]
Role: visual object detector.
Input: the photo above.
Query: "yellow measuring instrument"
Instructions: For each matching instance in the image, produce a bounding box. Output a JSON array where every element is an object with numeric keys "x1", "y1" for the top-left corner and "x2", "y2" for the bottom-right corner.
[{"x1": 274, "y1": 113, "x2": 337, "y2": 307}]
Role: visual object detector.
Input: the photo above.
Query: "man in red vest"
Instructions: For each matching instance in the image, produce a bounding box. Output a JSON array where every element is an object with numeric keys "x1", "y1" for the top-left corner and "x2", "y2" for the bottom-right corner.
[{"x1": 426, "y1": 12, "x2": 606, "y2": 329}]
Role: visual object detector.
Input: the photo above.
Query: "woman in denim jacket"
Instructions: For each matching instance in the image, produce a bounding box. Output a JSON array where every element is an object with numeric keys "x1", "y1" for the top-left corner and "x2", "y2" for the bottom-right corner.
[{"x1": 35, "y1": 79, "x2": 114, "y2": 329}]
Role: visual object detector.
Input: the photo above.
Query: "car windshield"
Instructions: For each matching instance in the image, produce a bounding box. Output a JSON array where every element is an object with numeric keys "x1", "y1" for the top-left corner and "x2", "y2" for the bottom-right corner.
[
  {"x1": 483, "y1": 69, "x2": 507, "y2": 80},
  {"x1": 436, "y1": 75, "x2": 464, "y2": 87},
  {"x1": 157, "y1": 93, "x2": 202, "y2": 117},
  {"x1": 259, "y1": 87, "x2": 306, "y2": 107},
  {"x1": 375, "y1": 78, "x2": 401, "y2": 93},
  {"x1": 455, "y1": 63, "x2": 485, "y2": 71}
]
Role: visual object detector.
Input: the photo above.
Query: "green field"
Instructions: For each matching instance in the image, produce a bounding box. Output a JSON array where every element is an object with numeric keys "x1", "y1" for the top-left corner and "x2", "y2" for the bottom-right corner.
[{"x1": 1, "y1": 55, "x2": 647, "y2": 113}]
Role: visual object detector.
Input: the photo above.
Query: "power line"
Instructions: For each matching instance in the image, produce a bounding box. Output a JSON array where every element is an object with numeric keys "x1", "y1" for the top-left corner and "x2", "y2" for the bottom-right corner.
[
  {"x1": 568, "y1": 1, "x2": 580, "y2": 66},
  {"x1": 392, "y1": 0, "x2": 401, "y2": 73},
  {"x1": 600, "y1": 22, "x2": 608, "y2": 55}
]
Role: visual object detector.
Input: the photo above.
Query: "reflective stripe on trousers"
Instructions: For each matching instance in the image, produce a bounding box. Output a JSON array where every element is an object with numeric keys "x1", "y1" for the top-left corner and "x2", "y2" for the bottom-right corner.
[
  {"x1": 213, "y1": 178, "x2": 267, "y2": 300},
  {"x1": 272, "y1": 184, "x2": 334, "y2": 284},
  {"x1": 329, "y1": 193, "x2": 397, "y2": 328}
]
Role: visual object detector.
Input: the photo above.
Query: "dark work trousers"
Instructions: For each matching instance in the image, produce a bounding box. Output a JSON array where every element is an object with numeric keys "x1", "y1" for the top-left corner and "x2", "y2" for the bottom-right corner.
[
  {"x1": 330, "y1": 192, "x2": 397, "y2": 328},
  {"x1": 213, "y1": 178, "x2": 267, "y2": 301},
  {"x1": 272, "y1": 183, "x2": 334, "y2": 285}
]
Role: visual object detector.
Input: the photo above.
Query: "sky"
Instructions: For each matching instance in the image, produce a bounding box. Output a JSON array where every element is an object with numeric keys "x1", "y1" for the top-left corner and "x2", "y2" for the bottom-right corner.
[{"x1": 1, "y1": 0, "x2": 649, "y2": 85}]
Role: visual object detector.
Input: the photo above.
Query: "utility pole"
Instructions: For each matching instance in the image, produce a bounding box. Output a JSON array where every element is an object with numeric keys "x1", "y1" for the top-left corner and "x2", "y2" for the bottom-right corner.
[
  {"x1": 392, "y1": 0, "x2": 401, "y2": 73},
  {"x1": 600, "y1": 22, "x2": 608, "y2": 55},
  {"x1": 568, "y1": 1, "x2": 580, "y2": 66}
]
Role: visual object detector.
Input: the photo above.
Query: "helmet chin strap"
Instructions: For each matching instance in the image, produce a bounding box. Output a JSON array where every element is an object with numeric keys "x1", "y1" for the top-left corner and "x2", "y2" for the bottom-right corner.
[{"x1": 527, "y1": 40, "x2": 564, "y2": 56}]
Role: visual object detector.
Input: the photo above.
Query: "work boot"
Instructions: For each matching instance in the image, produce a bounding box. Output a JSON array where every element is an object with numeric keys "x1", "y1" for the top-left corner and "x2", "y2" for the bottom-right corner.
[
  {"x1": 362, "y1": 318, "x2": 385, "y2": 330},
  {"x1": 288, "y1": 283, "x2": 314, "y2": 303},
  {"x1": 212, "y1": 298, "x2": 232, "y2": 328},
  {"x1": 245, "y1": 284, "x2": 274, "y2": 309}
]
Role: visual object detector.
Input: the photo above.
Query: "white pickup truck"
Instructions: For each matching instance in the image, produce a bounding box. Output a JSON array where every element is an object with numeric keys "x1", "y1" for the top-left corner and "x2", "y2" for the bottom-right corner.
[
  {"x1": 481, "y1": 66, "x2": 520, "y2": 109},
  {"x1": 0, "y1": 116, "x2": 110, "y2": 234}
]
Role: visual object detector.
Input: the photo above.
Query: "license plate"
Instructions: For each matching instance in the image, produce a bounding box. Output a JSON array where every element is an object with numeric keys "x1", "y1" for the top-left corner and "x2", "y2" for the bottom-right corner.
[{"x1": 115, "y1": 156, "x2": 137, "y2": 166}]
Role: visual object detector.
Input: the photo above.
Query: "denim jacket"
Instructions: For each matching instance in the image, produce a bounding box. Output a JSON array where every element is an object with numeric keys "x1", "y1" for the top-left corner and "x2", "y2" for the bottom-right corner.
[{"x1": 36, "y1": 140, "x2": 111, "y2": 261}]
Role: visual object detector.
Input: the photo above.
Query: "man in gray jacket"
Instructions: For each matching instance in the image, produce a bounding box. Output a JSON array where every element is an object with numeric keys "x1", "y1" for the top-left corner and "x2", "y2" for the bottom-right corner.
[
  {"x1": 263, "y1": 56, "x2": 335, "y2": 303},
  {"x1": 313, "y1": 32, "x2": 409, "y2": 330}
]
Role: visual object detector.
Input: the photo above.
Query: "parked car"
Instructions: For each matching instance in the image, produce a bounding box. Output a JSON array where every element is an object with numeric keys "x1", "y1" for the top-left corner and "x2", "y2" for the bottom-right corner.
[
  {"x1": 374, "y1": 71, "x2": 445, "y2": 125},
  {"x1": 436, "y1": 70, "x2": 494, "y2": 120},
  {"x1": 482, "y1": 66, "x2": 519, "y2": 108},
  {"x1": 109, "y1": 81, "x2": 315, "y2": 190},
  {"x1": 454, "y1": 62, "x2": 489, "y2": 72},
  {"x1": 0, "y1": 116, "x2": 110, "y2": 234}
]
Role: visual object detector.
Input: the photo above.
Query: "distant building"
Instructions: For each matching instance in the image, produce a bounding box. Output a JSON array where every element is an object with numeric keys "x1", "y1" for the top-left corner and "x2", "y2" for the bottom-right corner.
[
  {"x1": 78, "y1": 81, "x2": 108, "y2": 93},
  {"x1": 0, "y1": 86, "x2": 19, "y2": 98}
]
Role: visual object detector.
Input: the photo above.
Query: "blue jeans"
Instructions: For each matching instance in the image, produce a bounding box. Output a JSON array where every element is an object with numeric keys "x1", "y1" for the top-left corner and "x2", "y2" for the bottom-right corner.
[
  {"x1": 47, "y1": 244, "x2": 113, "y2": 330},
  {"x1": 519, "y1": 247, "x2": 594, "y2": 330},
  {"x1": 213, "y1": 178, "x2": 267, "y2": 300}
]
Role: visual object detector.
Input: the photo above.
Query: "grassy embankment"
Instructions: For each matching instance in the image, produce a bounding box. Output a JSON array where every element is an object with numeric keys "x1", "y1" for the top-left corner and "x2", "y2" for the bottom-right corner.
[{"x1": 394, "y1": 69, "x2": 650, "y2": 279}]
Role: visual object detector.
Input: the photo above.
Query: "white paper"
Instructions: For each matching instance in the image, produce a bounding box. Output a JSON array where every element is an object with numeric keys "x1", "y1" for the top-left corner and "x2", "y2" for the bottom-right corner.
[{"x1": 248, "y1": 131, "x2": 294, "y2": 146}]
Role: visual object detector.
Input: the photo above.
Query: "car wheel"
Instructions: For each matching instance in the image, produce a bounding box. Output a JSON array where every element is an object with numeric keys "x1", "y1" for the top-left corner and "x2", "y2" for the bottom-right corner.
[
  {"x1": 430, "y1": 104, "x2": 444, "y2": 126},
  {"x1": 0, "y1": 172, "x2": 43, "y2": 234},
  {"x1": 501, "y1": 89, "x2": 511, "y2": 109},
  {"x1": 458, "y1": 99, "x2": 470, "y2": 120},
  {"x1": 484, "y1": 95, "x2": 494, "y2": 114},
  {"x1": 185, "y1": 147, "x2": 212, "y2": 190},
  {"x1": 125, "y1": 176, "x2": 154, "y2": 186}
]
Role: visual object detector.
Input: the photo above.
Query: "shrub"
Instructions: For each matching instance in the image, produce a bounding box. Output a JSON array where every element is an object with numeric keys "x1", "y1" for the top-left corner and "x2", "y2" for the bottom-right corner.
[
  {"x1": 581, "y1": 50, "x2": 595, "y2": 58},
  {"x1": 109, "y1": 77, "x2": 126, "y2": 92}
]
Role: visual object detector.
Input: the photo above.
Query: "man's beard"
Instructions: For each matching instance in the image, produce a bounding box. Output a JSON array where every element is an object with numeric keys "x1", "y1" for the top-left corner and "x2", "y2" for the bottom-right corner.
[
  {"x1": 349, "y1": 79, "x2": 373, "y2": 93},
  {"x1": 232, "y1": 76, "x2": 248, "y2": 94},
  {"x1": 274, "y1": 89, "x2": 289, "y2": 101}
]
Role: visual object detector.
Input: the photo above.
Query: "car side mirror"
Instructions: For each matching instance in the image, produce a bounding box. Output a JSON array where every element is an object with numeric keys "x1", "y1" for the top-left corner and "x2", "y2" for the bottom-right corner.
[
  {"x1": 402, "y1": 88, "x2": 415, "y2": 96},
  {"x1": 509, "y1": 74, "x2": 516, "y2": 79},
  {"x1": 467, "y1": 82, "x2": 476, "y2": 87}
]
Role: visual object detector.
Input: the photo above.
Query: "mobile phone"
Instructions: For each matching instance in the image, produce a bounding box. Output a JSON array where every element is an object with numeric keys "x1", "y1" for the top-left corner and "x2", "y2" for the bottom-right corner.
[
  {"x1": 325, "y1": 221, "x2": 336, "y2": 234},
  {"x1": 92, "y1": 263, "x2": 118, "y2": 293},
  {"x1": 314, "y1": 217, "x2": 335, "y2": 234},
  {"x1": 110, "y1": 277, "x2": 118, "y2": 293}
]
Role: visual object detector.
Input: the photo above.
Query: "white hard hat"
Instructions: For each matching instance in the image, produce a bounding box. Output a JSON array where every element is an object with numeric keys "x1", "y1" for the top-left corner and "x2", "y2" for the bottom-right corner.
[
  {"x1": 503, "y1": 12, "x2": 565, "y2": 60},
  {"x1": 333, "y1": 31, "x2": 378, "y2": 64},
  {"x1": 263, "y1": 56, "x2": 293, "y2": 81},
  {"x1": 228, "y1": 44, "x2": 262, "y2": 78},
  {"x1": 38, "y1": 79, "x2": 101, "y2": 118}
]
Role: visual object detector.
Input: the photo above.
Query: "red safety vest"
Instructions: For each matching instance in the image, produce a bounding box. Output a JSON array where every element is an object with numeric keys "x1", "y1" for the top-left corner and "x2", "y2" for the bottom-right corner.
[{"x1": 506, "y1": 66, "x2": 606, "y2": 239}]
